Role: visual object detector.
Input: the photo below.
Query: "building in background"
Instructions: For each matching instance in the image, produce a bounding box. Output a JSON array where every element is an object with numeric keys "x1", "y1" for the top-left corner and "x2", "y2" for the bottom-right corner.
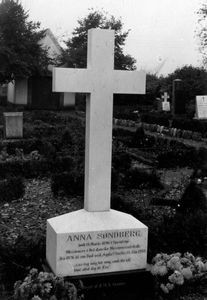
[{"x1": 7, "y1": 29, "x2": 75, "y2": 109}]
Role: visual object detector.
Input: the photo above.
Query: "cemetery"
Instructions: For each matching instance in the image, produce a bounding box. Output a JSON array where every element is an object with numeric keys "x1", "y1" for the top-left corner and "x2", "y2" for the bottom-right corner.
[{"x1": 0, "y1": 1, "x2": 207, "y2": 300}]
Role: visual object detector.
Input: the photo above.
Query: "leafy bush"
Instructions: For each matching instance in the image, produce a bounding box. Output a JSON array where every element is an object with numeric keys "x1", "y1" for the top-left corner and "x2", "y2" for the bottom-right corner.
[
  {"x1": 110, "y1": 192, "x2": 133, "y2": 213},
  {"x1": 23, "y1": 110, "x2": 64, "y2": 124},
  {"x1": 14, "y1": 268, "x2": 84, "y2": 300},
  {"x1": 112, "y1": 150, "x2": 132, "y2": 173},
  {"x1": 148, "y1": 210, "x2": 207, "y2": 259},
  {"x1": 123, "y1": 168, "x2": 163, "y2": 189},
  {"x1": 24, "y1": 123, "x2": 66, "y2": 139},
  {"x1": 0, "y1": 230, "x2": 45, "y2": 287},
  {"x1": 112, "y1": 127, "x2": 134, "y2": 146},
  {"x1": 157, "y1": 148, "x2": 198, "y2": 169},
  {"x1": 178, "y1": 181, "x2": 207, "y2": 213},
  {"x1": 141, "y1": 111, "x2": 207, "y2": 136},
  {"x1": 61, "y1": 128, "x2": 72, "y2": 145},
  {"x1": 40, "y1": 141, "x2": 57, "y2": 160},
  {"x1": 141, "y1": 112, "x2": 171, "y2": 127},
  {"x1": 0, "y1": 177, "x2": 24, "y2": 202},
  {"x1": 130, "y1": 126, "x2": 145, "y2": 147},
  {"x1": 0, "y1": 156, "x2": 74, "y2": 179},
  {"x1": 51, "y1": 170, "x2": 84, "y2": 196}
]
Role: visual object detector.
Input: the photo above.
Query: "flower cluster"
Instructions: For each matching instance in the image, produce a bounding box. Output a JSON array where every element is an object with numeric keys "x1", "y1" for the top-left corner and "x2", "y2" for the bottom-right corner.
[
  {"x1": 14, "y1": 268, "x2": 84, "y2": 300},
  {"x1": 150, "y1": 252, "x2": 207, "y2": 295}
]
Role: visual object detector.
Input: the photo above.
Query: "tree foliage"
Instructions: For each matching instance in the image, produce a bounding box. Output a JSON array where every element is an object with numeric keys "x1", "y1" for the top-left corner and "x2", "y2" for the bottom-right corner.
[
  {"x1": 161, "y1": 65, "x2": 207, "y2": 103},
  {"x1": 60, "y1": 9, "x2": 136, "y2": 70},
  {"x1": 197, "y1": 3, "x2": 207, "y2": 67},
  {"x1": 0, "y1": 0, "x2": 51, "y2": 83},
  {"x1": 145, "y1": 66, "x2": 207, "y2": 108}
]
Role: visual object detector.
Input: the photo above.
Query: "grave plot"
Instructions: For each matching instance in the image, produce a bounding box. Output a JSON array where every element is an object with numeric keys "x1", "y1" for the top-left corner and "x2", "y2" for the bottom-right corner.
[{"x1": 0, "y1": 108, "x2": 206, "y2": 299}]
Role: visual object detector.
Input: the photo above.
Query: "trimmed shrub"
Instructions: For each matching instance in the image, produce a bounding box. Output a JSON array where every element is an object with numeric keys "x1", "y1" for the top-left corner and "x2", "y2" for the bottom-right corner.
[
  {"x1": 178, "y1": 180, "x2": 207, "y2": 213},
  {"x1": 112, "y1": 151, "x2": 132, "y2": 173},
  {"x1": 157, "y1": 148, "x2": 198, "y2": 169},
  {"x1": 148, "y1": 210, "x2": 207, "y2": 259},
  {"x1": 51, "y1": 170, "x2": 84, "y2": 196},
  {"x1": 111, "y1": 192, "x2": 133, "y2": 213},
  {"x1": 123, "y1": 168, "x2": 163, "y2": 189},
  {"x1": 141, "y1": 111, "x2": 207, "y2": 136},
  {"x1": 0, "y1": 177, "x2": 24, "y2": 202},
  {"x1": 61, "y1": 128, "x2": 73, "y2": 145},
  {"x1": 0, "y1": 230, "x2": 45, "y2": 286},
  {"x1": 0, "y1": 156, "x2": 74, "y2": 179}
]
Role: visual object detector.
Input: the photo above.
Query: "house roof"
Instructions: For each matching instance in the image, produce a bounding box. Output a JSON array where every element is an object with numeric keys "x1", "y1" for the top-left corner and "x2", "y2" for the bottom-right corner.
[{"x1": 39, "y1": 28, "x2": 62, "y2": 59}]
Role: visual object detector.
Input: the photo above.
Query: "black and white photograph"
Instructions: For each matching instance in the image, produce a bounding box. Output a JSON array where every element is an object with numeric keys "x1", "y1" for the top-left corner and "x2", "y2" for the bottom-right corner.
[{"x1": 0, "y1": 0, "x2": 207, "y2": 299}]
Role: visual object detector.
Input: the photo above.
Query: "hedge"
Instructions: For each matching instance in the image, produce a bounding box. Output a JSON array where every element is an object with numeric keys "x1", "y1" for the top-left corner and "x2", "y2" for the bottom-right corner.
[
  {"x1": 51, "y1": 170, "x2": 84, "y2": 196},
  {"x1": 0, "y1": 177, "x2": 24, "y2": 202},
  {"x1": 141, "y1": 112, "x2": 207, "y2": 136},
  {"x1": 0, "y1": 156, "x2": 74, "y2": 179}
]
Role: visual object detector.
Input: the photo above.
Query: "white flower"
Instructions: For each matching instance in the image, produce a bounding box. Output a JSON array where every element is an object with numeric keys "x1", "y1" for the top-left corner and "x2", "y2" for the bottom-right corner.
[
  {"x1": 160, "y1": 283, "x2": 169, "y2": 294},
  {"x1": 32, "y1": 296, "x2": 42, "y2": 300},
  {"x1": 44, "y1": 282, "x2": 52, "y2": 293},
  {"x1": 181, "y1": 267, "x2": 193, "y2": 280},
  {"x1": 196, "y1": 260, "x2": 205, "y2": 272},
  {"x1": 166, "y1": 283, "x2": 174, "y2": 291},
  {"x1": 167, "y1": 256, "x2": 182, "y2": 271},
  {"x1": 168, "y1": 270, "x2": 184, "y2": 285}
]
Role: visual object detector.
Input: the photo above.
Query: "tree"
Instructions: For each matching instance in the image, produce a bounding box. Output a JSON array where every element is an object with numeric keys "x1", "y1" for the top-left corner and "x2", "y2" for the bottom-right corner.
[
  {"x1": 161, "y1": 65, "x2": 207, "y2": 103},
  {"x1": 0, "y1": 0, "x2": 51, "y2": 84},
  {"x1": 197, "y1": 3, "x2": 207, "y2": 67},
  {"x1": 60, "y1": 9, "x2": 136, "y2": 70}
]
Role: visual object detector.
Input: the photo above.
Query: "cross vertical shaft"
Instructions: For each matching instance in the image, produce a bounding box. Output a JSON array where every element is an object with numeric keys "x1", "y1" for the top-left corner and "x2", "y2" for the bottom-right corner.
[{"x1": 84, "y1": 29, "x2": 114, "y2": 212}]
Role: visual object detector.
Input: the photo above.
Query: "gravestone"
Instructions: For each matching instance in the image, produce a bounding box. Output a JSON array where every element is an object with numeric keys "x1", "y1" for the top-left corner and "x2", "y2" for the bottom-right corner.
[
  {"x1": 47, "y1": 29, "x2": 148, "y2": 277},
  {"x1": 161, "y1": 92, "x2": 170, "y2": 111},
  {"x1": 195, "y1": 96, "x2": 207, "y2": 119},
  {"x1": 172, "y1": 79, "x2": 186, "y2": 115},
  {"x1": 3, "y1": 112, "x2": 23, "y2": 139},
  {"x1": 156, "y1": 98, "x2": 162, "y2": 111}
]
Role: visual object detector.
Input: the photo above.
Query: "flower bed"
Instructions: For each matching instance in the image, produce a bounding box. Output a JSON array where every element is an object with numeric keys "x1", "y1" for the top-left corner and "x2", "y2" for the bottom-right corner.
[{"x1": 150, "y1": 252, "x2": 207, "y2": 299}]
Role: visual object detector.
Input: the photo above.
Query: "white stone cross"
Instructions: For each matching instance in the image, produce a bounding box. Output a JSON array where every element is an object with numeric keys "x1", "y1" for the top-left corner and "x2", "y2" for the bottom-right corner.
[
  {"x1": 161, "y1": 92, "x2": 170, "y2": 102},
  {"x1": 53, "y1": 28, "x2": 146, "y2": 212}
]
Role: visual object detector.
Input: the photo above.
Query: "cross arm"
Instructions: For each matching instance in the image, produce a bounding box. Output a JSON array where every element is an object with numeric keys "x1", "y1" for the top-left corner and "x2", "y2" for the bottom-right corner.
[
  {"x1": 52, "y1": 67, "x2": 92, "y2": 93},
  {"x1": 112, "y1": 70, "x2": 146, "y2": 94}
]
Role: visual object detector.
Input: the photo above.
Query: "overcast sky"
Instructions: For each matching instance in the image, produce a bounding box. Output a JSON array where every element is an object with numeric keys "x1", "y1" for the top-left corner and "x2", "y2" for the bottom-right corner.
[{"x1": 21, "y1": 0, "x2": 203, "y2": 75}]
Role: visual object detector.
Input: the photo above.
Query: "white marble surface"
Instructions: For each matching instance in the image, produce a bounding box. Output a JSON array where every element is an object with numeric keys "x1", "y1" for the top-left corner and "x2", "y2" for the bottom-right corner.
[
  {"x1": 52, "y1": 29, "x2": 146, "y2": 212},
  {"x1": 47, "y1": 209, "x2": 148, "y2": 277},
  {"x1": 162, "y1": 101, "x2": 170, "y2": 111},
  {"x1": 47, "y1": 29, "x2": 148, "y2": 277}
]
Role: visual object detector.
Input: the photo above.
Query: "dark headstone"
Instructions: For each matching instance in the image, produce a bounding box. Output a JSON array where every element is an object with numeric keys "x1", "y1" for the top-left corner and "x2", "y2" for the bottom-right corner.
[{"x1": 172, "y1": 79, "x2": 186, "y2": 115}]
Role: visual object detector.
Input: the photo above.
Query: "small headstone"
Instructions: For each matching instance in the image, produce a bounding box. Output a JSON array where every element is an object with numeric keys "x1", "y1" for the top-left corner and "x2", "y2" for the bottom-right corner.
[
  {"x1": 3, "y1": 112, "x2": 23, "y2": 139},
  {"x1": 161, "y1": 92, "x2": 170, "y2": 111},
  {"x1": 162, "y1": 101, "x2": 170, "y2": 112},
  {"x1": 172, "y1": 79, "x2": 186, "y2": 115},
  {"x1": 47, "y1": 29, "x2": 147, "y2": 277},
  {"x1": 195, "y1": 96, "x2": 207, "y2": 119}
]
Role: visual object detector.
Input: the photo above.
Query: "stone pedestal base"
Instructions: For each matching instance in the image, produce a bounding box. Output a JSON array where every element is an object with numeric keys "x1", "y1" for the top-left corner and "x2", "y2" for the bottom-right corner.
[{"x1": 46, "y1": 209, "x2": 148, "y2": 277}]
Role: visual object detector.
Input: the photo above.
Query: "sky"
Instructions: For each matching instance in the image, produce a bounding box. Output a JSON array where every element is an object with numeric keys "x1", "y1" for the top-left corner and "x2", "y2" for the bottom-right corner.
[{"x1": 21, "y1": 0, "x2": 204, "y2": 76}]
